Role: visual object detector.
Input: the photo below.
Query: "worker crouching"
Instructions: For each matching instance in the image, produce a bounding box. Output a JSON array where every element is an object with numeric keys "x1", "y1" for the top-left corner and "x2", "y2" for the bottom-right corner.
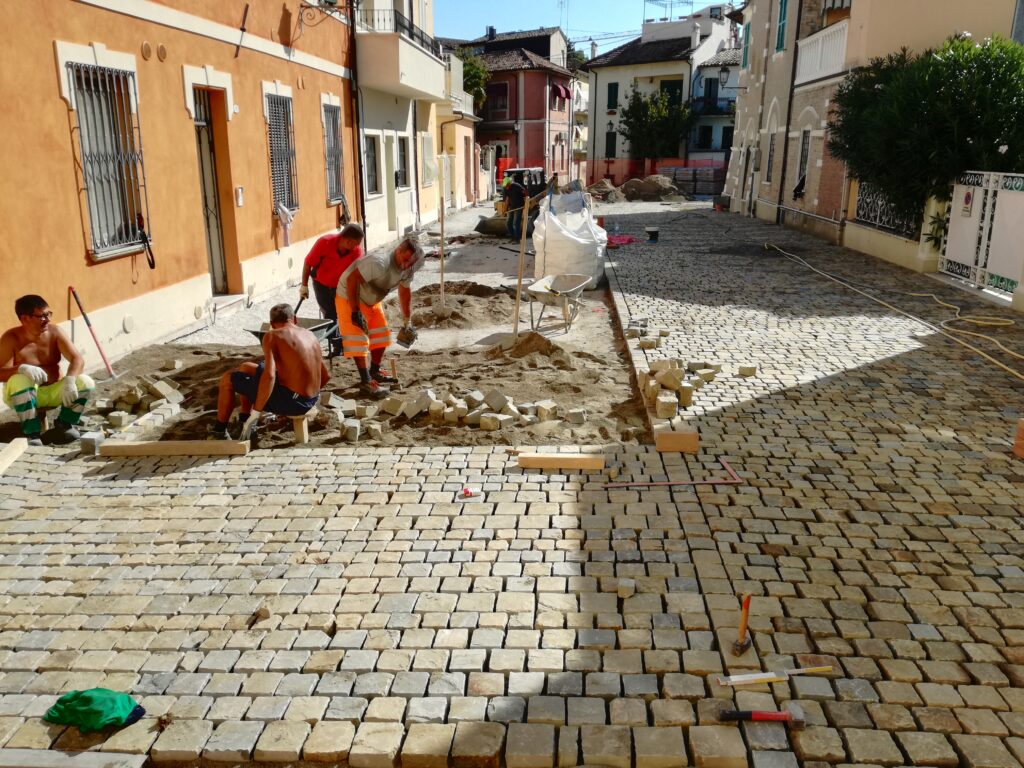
[{"x1": 335, "y1": 236, "x2": 424, "y2": 397}]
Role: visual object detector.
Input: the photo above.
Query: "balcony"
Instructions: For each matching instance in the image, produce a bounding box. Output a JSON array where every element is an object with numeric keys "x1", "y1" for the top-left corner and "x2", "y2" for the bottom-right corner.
[
  {"x1": 795, "y1": 18, "x2": 848, "y2": 86},
  {"x1": 691, "y1": 97, "x2": 736, "y2": 116},
  {"x1": 440, "y1": 54, "x2": 475, "y2": 118},
  {"x1": 356, "y1": 9, "x2": 446, "y2": 101}
]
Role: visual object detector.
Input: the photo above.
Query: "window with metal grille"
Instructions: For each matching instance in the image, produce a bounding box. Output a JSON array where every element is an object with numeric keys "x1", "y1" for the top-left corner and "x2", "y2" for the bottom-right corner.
[
  {"x1": 776, "y1": 0, "x2": 789, "y2": 51},
  {"x1": 421, "y1": 132, "x2": 437, "y2": 185},
  {"x1": 742, "y1": 23, "x2": 751, "y2": 68},
  {"x1": 266, "y1": 94, "x2": 298, "y2": 210},
  {"x1": 397, "y1": 137, "x2": 409, "y2": 187},
  {"x1": 766, "y1": 134, "x2": 776, "y2": 182},
  {"x1": 794, "y1": 129, "x2": 810, "y2": 198},
  {"x1": 323, "y1": 104, "x2": 344, "y2": 203},
  {"x1": 365, "y1": 136, "x2": 380, "y2": 194},
  {"x1": 69, "y1": 62, "x2": 150, "y2": 258}
]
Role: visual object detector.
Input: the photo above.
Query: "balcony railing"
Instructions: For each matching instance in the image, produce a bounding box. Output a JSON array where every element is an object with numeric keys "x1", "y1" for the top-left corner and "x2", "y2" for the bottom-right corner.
[
  {"x1": 795, "y1": 18, "x2": 848, "y2": 85},
  {"x1": 691, "y1": 97, "x2": 735, "y2": 115},
  {"x1": 356, "y1": 8, "x2": 442, "y2": 59}
]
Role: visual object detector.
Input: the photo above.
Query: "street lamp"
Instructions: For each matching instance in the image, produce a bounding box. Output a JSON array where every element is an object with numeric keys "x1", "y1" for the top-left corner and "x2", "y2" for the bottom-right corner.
[
  {"x1": 718, "y1": 65, "x2": 731, "y2": 88},
  {"x1": 607, "y1": 120, "x2": 614, "y2": 132}
]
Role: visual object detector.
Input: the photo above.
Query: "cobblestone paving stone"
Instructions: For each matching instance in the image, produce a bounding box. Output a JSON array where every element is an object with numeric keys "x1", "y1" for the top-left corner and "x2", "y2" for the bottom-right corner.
[{"x1": 0, "y1": 208, "x2": 1022, "y2": 765}]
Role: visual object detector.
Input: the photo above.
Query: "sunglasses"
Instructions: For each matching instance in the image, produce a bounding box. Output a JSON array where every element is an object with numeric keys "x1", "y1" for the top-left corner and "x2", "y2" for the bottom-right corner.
[{"x1": 31, "y1": 311, "x2": 53, "y2": 320}]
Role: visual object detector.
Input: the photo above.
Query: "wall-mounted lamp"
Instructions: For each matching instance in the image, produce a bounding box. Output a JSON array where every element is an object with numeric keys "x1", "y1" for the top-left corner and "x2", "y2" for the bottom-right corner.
[{"x1": 607, "y1": 120, "x2": 614, "y2": 132}]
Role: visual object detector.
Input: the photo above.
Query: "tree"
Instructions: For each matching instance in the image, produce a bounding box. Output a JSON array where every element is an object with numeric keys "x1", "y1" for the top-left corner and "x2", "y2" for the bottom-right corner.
[
  {"x1": 617, "y1": 89, "x2": 693, "y2": 159},
  {"x1": 456, "y1": 48, "x2": 490, "y2": 110},
  {"x1": 829, "y1": 35, "x2": 1024, "y2": 219},
  {"x1": 566, "y1": 43, "x2": 587, "y2": 72}
]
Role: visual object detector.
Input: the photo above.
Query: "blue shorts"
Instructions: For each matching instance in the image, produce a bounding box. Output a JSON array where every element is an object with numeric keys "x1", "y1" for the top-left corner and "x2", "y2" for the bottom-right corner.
[{"x1": 230, "y1": 363, "x2": 318, "y2": 416}]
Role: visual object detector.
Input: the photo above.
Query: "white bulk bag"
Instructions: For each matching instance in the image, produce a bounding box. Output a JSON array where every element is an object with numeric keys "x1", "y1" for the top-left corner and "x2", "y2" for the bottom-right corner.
[{"x1": 531, "y1": 192, "x2": 607, "y2": 285}]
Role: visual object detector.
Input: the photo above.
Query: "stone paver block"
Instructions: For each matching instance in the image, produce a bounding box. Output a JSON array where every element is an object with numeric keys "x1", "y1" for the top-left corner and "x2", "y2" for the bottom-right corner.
[
  {"x1": 581, "y1": 725, "x2": 632, "y2": 768},
  {"x1": 506, "y1": 722, "x2": 556, "y2": 768},
  {"x1": 150, "y1": 719, "x2": 213, "y2": 762},
  {"x1": 690, "y1": 725, "x2": 748, "y2": 768},
  {"x1": 253, "y1": 720, "x2": 310, "y2": 762},
  {"x1": 202, "y1": 720, "x2": 264, "y2": 762},
  {"x1": 452, "y1": 721, "x2": 506, "y2": 768},
  {"x1": 634, "y1": 726, "x2": 688, "y2": 768},
  {"x1": 304, "y1": 720, "x2": 355, "y2": 763},
  {"x1": 402, "y1": 723, "x2": 456, "y2": 768},
  {"x1": 350, "y1": 721, "x2": 405, "y2": 768}
]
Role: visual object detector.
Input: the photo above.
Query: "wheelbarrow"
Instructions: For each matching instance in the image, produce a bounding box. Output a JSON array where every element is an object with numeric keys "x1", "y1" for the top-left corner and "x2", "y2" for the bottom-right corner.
[
  {"x1": 524, "y1": 274, "x2": 593, "y2": 333},
  {"x1": 246, "y1": 299, "x2": 339, "y2": 357}
]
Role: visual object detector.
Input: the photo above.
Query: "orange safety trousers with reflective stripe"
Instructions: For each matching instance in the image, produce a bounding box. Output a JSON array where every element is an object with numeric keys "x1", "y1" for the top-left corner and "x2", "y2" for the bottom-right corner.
[{"x1": 334, "y1": 294, "x2": 392, "y2": 358}]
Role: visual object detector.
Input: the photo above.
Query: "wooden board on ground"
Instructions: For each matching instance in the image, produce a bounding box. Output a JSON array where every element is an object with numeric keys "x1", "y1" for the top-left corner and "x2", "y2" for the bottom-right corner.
[
  {"x1": 0, "y1": 438, "x2": 28, "y2": 475},
  {"x1": 99, "y1": 440, "x2": 250, "y2": 457},
  {"x1": 518, "y1": 453, "x2": 605, "y2": 471}
]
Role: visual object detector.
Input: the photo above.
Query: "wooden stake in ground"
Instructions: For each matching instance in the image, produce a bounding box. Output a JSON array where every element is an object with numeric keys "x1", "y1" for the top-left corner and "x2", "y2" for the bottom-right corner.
[
  {"x1": 99, "y1": 440, "x2": 250, "y2": 457},
  {"x1": 512, "y1": 197, "x2": 530, "y2": 341},
  {"x1": 438, "y1": 159, "x2": 446, "y2": 309}
]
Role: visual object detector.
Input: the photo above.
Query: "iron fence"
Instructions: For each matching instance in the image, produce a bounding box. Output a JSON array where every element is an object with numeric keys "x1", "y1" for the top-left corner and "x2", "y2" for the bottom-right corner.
[
  {"x1": 854, "y1": 181, "x2": 920, "y2": 240},
  {"x1": 356, "y1": 9, "x2": 442, "y2": 58}
]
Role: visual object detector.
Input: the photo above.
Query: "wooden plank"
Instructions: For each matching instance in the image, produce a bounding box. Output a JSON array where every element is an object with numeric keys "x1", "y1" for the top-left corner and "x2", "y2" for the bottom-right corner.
[
  {"x1": 99, "y1": 440, "x2": 250, "y2": 457},
  {"x1": 655, "y1": 429, "x2": 699, "y2": 454},
  {"x1": 0, "y1": 439, "x2": 28, "y2": 476},
  {"x1": 518, "y1": 453, "x2": 605, "y2": 471}
]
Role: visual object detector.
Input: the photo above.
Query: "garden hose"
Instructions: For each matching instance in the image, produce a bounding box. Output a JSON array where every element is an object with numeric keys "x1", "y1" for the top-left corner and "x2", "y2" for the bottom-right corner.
[{"x1": 764, "y1": 243, "x2": 1024, "y2": 384}]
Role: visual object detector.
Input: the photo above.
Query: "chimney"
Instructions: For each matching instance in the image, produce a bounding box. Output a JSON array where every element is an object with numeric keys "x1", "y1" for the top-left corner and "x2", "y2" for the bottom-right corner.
[
  {"x1": 486, "y1": 25, "x2": 496, "y2": 40},
  {"x1": 590, "y1": 40, "x2": 597, "y2": 59}
]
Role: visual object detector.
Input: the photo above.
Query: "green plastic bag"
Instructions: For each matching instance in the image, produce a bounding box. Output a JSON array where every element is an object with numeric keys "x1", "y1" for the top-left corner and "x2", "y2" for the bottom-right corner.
[{"x1": 44, "y1": 688, "x2": 141, "y2": 733}]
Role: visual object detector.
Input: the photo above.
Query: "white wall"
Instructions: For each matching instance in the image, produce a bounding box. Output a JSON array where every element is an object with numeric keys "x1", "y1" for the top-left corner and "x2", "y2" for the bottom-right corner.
[{"x1": 360, "y1": 89, "x2": 418, "y2": 250}]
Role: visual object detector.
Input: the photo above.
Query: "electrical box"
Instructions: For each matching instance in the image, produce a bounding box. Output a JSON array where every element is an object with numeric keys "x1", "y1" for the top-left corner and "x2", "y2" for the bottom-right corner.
[{"x1": 235, "y1": 187, "x2": 244, "y2": 207}]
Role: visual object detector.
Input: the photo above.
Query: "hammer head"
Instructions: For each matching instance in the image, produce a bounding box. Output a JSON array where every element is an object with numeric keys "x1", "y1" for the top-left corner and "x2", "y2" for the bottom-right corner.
[
  {"x1": 730, "y1": 636, "x2": 752, "y2": 657},
  {"x1": 786, "y1": 703, "x2": 806, "y2": 729},
  {"x1": 396, "y1": 325, "x2": 418, "y2": 349}
]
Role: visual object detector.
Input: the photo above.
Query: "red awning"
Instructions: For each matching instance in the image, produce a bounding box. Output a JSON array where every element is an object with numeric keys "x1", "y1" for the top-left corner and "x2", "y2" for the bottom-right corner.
[{"x1": 555, "y1": 83, "x2": 569, "y2": 100}]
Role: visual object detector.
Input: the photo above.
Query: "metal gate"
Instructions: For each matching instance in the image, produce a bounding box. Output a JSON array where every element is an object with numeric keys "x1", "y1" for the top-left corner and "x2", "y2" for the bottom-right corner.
[
  {"x1": 194, "y1": 89, "x2": 227, "y2": 295},
  {"x1": 943, "y1": 171, "x2": 1024, "y2": 294}
]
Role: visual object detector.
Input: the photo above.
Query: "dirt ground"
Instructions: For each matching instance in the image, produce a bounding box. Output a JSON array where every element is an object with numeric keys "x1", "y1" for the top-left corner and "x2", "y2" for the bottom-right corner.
[{"x1": 1, "y1": 281, "x2": 649, "y2": 448}]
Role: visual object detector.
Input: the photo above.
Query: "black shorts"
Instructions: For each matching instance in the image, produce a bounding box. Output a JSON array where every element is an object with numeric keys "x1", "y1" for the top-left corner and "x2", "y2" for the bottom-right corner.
[{"x1": 230, "y1": 363, "x2": 318, "y2": 416}]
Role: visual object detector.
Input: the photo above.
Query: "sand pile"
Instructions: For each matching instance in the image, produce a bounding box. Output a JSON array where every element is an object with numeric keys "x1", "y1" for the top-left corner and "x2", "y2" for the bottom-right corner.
[{"x1": 384, "y1": 281, "x2": 514, "y2": 330}]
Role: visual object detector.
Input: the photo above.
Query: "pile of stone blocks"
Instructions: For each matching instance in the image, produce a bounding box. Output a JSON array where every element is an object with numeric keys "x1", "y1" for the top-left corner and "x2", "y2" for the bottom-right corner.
[
  {"x1": 97, "y1": 371, "x2": 186, "y2": 432},
  {"x1": 330, "y1": 386, "x2": 580, "y2": 441}
]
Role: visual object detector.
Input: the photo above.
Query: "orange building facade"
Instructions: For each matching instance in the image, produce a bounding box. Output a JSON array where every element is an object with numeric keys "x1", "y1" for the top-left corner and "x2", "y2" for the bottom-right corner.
[{"x1": 0, "y1": 0, "x2": 361, "y2": 370}]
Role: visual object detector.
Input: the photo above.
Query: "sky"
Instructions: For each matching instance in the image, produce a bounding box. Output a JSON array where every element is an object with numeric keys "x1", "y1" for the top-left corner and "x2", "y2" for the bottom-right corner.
[{"x1": 434, "y1": 0, "x2": 712, "y2": 55}]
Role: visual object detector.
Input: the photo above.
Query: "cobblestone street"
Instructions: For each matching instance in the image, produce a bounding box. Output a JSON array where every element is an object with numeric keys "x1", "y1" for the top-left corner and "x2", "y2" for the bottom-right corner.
[{"x1": 1, "y1": 209, "x2": 1024, "y2": 766}]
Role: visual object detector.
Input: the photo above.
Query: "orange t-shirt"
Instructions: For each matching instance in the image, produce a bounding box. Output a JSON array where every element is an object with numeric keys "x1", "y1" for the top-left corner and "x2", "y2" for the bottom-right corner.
[{"x1": 304, "y1": 233, "x2": 363, "y2": 289}]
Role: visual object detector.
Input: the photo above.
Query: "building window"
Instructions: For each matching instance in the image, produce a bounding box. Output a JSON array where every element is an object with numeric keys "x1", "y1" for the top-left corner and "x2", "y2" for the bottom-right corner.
[
  {"x1": 697, "y1": 125, "x2": 713, "y2": 149},
  {"x1": 742, "y1": 22, "x2": 751, "y2": 68},
  {"x1": 605, "y1": 131, "x2": 617, "y2": 158},
  {"x1": 266, "y1": 94, "x2": 298, "y2": 210},
  {"x1": 776, "y1": 0, "x2": 789, "y2": 52},
  {"x1": 397, "y1": 137, "x2": 409, "y2": 187},
  {"x1": 365, "y1": 135, "x2": 380, "y2": 194},
  {"x1": 69, "y1": 63, "x2": 149, "y2": 257},
  {"x1": 607, "y1": 82, "x2": 619, "y2": 109},
  {"x1": 323, "y1": 104, "x2": 344, "y2": 203},
  {"x1": 722, "y1": 126, "x2": 734, "y2": 151},
  {"x1": 660, "y1": 80, "x2": 683, "y2": 107},
  {"x1": 794, "y1": 129, "x2": 810, "y2": 198},
  {"x1": 421, "y1": 132, "x2": 437, "y2": 185},
  {"x1": 766, "y1": 134, "x2": 776, "y2": 182},
  {"x1": 486, "y1": 83, "x2": 508, "y2": 118}
]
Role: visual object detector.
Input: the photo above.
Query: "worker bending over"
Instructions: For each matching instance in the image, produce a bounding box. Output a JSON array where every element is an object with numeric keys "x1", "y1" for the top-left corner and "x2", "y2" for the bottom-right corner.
[
  {"x1": 213, "y1": 303, "x2": 328, "y2": 439},
  {"x1": 0, "y1": 294, "x2": 94, "y2": 445},
  {"x1": 335, "y1": 236, "x2": 424, "y2": 397}
]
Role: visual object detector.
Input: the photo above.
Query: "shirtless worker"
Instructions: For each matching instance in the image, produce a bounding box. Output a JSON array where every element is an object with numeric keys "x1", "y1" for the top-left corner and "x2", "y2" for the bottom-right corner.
[
  {"x1": 298, "y1": 222, "x2": 365, "y2": 359},
  {"x1": 212, "y1": 303, "x2": 329, "y2": 440},
  {"x1": 335, "y1": 236, "x2": 425, "y2": 397},
  {"x1": 0, "y1": 294, "x2": 95, "y2": 446}
]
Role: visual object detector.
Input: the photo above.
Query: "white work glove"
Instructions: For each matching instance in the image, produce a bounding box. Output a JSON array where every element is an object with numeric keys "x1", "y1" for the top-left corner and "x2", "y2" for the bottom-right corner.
[
  {"x1": 299, "y1": 284, "x2": 309, "y2": 300},
  {"x1": 18, "y1": 364, "x2": 47, "y2": 385},
  {"x1": 61, "y1": 377, "x2": 79, "y2": 407},
  {"x1": 240, "y1": 410, "x2": 261, "y2": 440}
]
